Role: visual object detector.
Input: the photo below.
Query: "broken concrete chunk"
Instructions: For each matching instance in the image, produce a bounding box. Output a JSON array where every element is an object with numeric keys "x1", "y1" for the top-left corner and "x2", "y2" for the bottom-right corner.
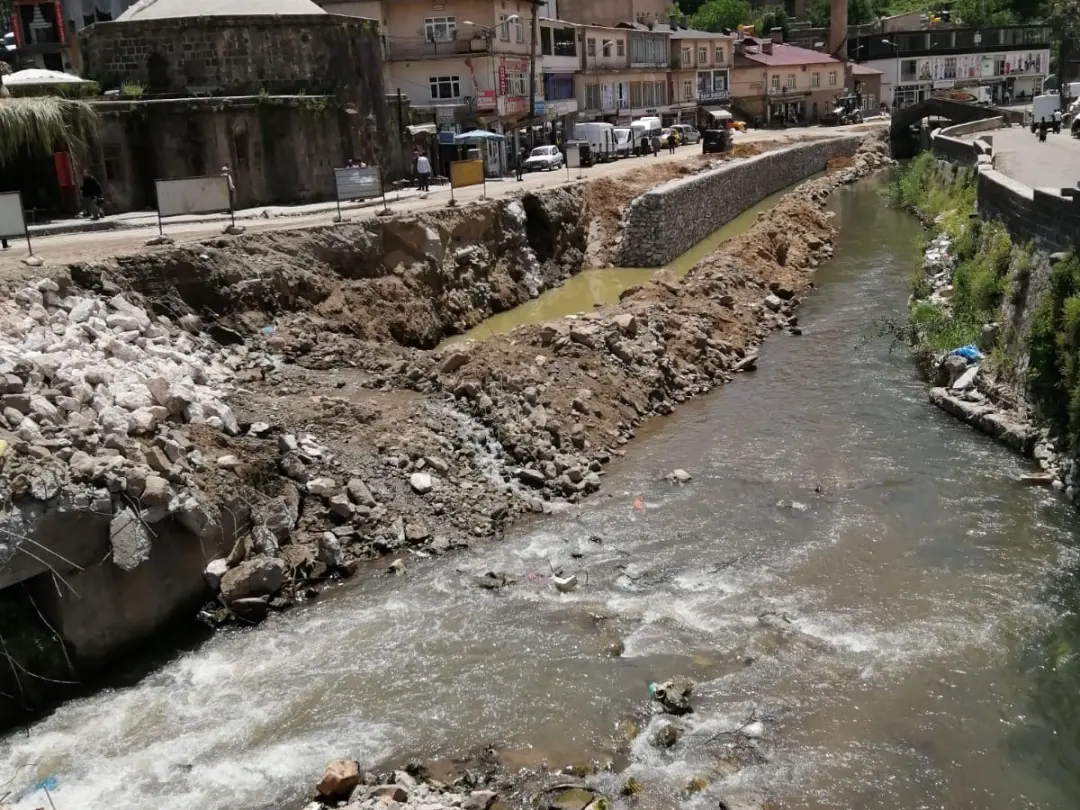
[
  {"x1": 205, "y1": 558, "x2": 229, "y2": 591},
  {"x1": 346, "y1": 478, "x2": 376, "y2": 507},
  {"x1": 111, "y1": 506, "x2": 152, "y2": 571},
  {"x1": 409, "y1": 472, "x2": 433, "y2": 494},
  {"x1": 307, "y1": 477, "x2": 340, "y2": 498},
  {"x1": 219, "y1": 556, "x2": 287, "y2": 604},
  {"x1": 140, "y1": 474, "x2": 172, "y2": 507}
]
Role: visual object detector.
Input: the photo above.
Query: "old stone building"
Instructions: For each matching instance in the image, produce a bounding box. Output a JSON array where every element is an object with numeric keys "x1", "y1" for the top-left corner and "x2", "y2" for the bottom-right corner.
[{"x1": 78, "y1": 0, "x2": 411, "y2": 212}]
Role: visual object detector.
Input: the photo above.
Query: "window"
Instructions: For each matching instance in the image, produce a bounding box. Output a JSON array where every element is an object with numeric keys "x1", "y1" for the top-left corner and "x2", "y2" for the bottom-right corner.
[
  {"x1": 943, "y1": 56, "x2": 956, "y2": 80},
  {"x1": 506, "y1": 71, "x2": 528, "y2": 95},
  {"x1": 828, "y1": 70, "x2": 837, "y2": 86},
  {"x1": 429, "y1": 75, "x2": 461, "y2": 100},
  {"x1": 587, "y1": 37, "x2": 596, "y2": 57},
  {"x1": 602, "y1": 39, "x2": 613, "y2": 57},
  {"x1": 513, "y1": 16, "x2": 524, "y2": 43},
  {"x1": 698, "y1": 46, "x2": 707, "y2": 65},
  {"x1": 551, "y1": 26, "x2": 575, "y2": 56},
  {"x1": 103, "y1": 143, "x2": 123, "y2": 181},
  {"x1": 786, "y1": 73, "x2": 796, "y2": 88},
  {"x1": 630, "y1": 81, "x2": 642, "y2": 107},
  {"x1": 585, "y1": 83, "x2": 601, "y2": 109},
  {"x1": 681, "y1": 46, "x2": 692, "y2": 67},
  {"x1": 643, "y1": 81, "x2": 655, "y2": 106},
  {"x1": 541, "y1": 26, "x2": 552, "y2": 55},
  {"x1": 617, "y1": 39, "x2": 625, "y2": 57},
  {"x1": 499, "y1": 14, "x2": 511, "y2": 41},
  {"x1": 683, "y1": 78, "x2": 693, "y2": 99},
  {"x1": 656, "y1": 80, "x2": 667, "y2": 105},
  {"x1": 770, "y1": 74, "x2": 780, "y2": 91},
  {"x1": 900, "y1": 59, "x2": 916, "y2": 82},
  {"x1": 715, "y1": 46, "x2": 725, "y2": 66},
  {"x1": 811, "y1": 71, "x2": 820, "y2": 88},
  {"x1": 424, "y1": 16, "x2": 456, "y2": 43}
]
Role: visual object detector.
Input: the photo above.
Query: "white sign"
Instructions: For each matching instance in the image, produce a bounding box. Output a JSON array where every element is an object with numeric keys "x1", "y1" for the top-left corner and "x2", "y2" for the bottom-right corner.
[
  {"x1": 334, "y1": 167, "x2": 381, "y2": 201},
  {"x1": 155, "y1": 176, "x2": 231, "y2": 219},
  {"x1": 0, "y1": 192, "x2": 26, "y2": 240},
  {"x1": 565, "y1": 144, "x2": 581, "y2": 169}
]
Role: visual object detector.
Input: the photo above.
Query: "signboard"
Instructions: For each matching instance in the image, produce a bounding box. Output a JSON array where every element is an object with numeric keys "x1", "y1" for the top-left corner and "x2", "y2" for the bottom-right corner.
[
  {"x1": 476, "y1": 90, "x2": 496, "y2": 110},
  {"x1": 449, "y1": 159, "x2": 485, "y2": 190},
  {"x1": 0, "y1": 192, "x2": 27, "y2": 239},
  {"x1": 565, "y1": 144, "x2": 581, "y2": 169},
  {"x1": 933, "y1": 79, "x2": 955, "y2": 89},
  {"x1": 155, "y1": 176, "x2": 231, "y2": 219},
  {"x1": 334, "y1": 167, "x2": 381, "y2": 201},
  {"x1": 437, "y1": 131, "x2": 457, "y2": 145},
  {"x1": 535, "y1": 100, "x2": 546, "y2": 115},
  {"x1": 500, "y1": 95, "x2": 528, "y2": 116}
]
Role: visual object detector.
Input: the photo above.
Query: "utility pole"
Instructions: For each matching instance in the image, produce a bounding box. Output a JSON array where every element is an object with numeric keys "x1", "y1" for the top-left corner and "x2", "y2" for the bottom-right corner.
[{"x1": 528, "y1": 0, "x2": 540, "y2": 149}]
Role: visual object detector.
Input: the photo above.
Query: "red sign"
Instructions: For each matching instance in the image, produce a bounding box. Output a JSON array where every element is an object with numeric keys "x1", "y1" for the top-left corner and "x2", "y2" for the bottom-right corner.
[
  {"x1": 476, "y1": 90, "x2": 496, "y2": 110},
  {"x1": 498, "y1": 62, "x2": 507, "y2": 96}
]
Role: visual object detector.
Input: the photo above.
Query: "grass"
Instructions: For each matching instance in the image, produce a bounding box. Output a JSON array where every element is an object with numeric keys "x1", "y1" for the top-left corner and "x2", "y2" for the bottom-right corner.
[
  {"x1": 0, "y1": 96, "x2": 98, "y2": 167},
  {"x1": 1027, "y1": 252, "x2": 1080, "y2": 445},
  {"x1": 120, "y1": 80, "x2": 145, "y2": 98}
]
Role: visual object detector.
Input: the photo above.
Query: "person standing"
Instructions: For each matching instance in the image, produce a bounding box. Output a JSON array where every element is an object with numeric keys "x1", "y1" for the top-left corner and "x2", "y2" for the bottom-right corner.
[
  {"x1": 651, "y1": 134, "x2": 660, "y2": 157},
  {"x1": 668, "y1": 132, "x2": 677, "y2": 154},
  {"x1": 516, "y1": 146, "x2": 526, "y2": 181},
  {"x1": 80, "y1": 168, "x2": 103, "y2": 220},
  {"x1": 415, "y1": 150, "x2": 432, "y2": 191},
  {"x1": 1039, "y1": 116, "x2": 1048, "y2": 142}
]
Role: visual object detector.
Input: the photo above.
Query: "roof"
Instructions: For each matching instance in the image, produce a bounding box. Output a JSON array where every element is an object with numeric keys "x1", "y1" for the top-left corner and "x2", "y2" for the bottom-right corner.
[
  {"x1": 617, "y1": 21, "x2": 729, "y2": 37},
  {"x1": 667, "y1": 27, "x2": 732, "y2": 40},
  {"x1": 739, "y1": 43, "x2": 841, "y2": 67},
  {"x1": 851, "y1": 62, "x2": 883, "y2": 75},
  {"x1": 116, "y1": 0, "x2": 326, "y2": 21}
]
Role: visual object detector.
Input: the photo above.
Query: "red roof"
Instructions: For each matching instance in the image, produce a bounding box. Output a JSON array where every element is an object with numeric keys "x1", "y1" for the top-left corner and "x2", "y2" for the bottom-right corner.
[{"x1": 740, "y1": 43, "x2": 841, "y2": 67}]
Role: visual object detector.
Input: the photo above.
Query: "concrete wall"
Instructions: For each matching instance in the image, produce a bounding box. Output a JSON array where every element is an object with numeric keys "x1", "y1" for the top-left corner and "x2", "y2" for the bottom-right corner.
[
  {"x1": 615, "y1": 135, "x2": 863, "y2": 266},
  {"x1": 978, "y1": 167, "x2": 1080, "y2": 253},
  {"x1": 930, "y1": 117, "x2": 1001, "y2": 165}
]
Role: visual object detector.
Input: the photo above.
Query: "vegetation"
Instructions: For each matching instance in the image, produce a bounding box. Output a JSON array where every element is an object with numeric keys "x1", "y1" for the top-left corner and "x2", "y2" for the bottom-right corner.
[
  {"x1": 120, "y1": 81, "x2": 145, "y2": 98},
  {"x1": 0, "y1": 96, "x2": 98, "y2": 167},
  {"x1": 1027, "y1": 252, "x2": 1080, "y2": 445},
  {"x1": 6, "y1": 80, "x2": 101, "y2": 100}
]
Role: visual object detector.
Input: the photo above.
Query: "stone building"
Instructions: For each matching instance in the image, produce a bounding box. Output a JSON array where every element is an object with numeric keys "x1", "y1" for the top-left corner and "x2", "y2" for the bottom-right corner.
[{"x1": 78, "y1": 0, "x2": 411, "y2": 213}]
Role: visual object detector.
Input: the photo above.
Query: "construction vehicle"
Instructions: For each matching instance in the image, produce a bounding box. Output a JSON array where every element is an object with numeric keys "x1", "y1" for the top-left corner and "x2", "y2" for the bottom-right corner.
[{"x1": 821, "y1": 93, "x2": 863, "y2": 126}]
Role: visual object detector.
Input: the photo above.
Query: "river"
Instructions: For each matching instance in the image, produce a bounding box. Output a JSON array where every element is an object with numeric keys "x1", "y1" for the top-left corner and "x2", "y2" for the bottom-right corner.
[{"x1": 3, "y1": 176, "x2": 1079, "y2": 810}]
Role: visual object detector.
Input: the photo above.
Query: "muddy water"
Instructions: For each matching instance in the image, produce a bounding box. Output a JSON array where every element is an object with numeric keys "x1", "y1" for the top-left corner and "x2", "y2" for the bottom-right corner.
[
  {"x1": 444, "y1": 181, "x2": 808, "y2": 346},
  {"x1": 4, "y1": 176, "x2": 1080, "y2": 810}
]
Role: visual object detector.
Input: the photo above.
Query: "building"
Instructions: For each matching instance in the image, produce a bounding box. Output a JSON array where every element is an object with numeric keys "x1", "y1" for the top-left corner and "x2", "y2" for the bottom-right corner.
[
  {"x1": 575, "y1": 22, "x2": 671, "y2": 124},
  {"x1": 730, "y1": 32, "x2": 847, "y2": 124},
  {"x1": 667, "y1": 26, "x2": 733, "y2": 128},
  {"x1": 78, "y1": 0, "x2": 411, "y2": 212},
  {"x1": 847, "y1": 23, "x2": 1052, "y2": 108},
  {"x1": 851, "y1": 61, "x2": 883, "y2": 112},
  {"x1": 556, "y1": 0, "x2": 669, "y2": 27},
  {"x1": 539, "y1": 16, "x2": 580, "y2": 139}
]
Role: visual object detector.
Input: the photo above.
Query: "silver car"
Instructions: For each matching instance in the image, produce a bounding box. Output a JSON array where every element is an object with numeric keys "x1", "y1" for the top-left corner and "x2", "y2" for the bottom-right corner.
[
  {"x1": 671, "y1": 124, "x2": 700, "y2": 145},
  {"x1": 523, "y1": 145, "x2": 565, "y2": 171}
]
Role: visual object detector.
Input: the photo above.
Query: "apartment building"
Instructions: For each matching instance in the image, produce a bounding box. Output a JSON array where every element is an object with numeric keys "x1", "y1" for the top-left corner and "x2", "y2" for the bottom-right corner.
[
  {"x1": 575, "y1": 22, "x2": 670, "y2": 123},
  {"x1": 668, "y1": 26, "x2": 733, "y2": 127},
  {"x1": 731, "y1": 34, "x2": 847, "y2": 125},
  {"x1": 539, "y1": 16, "x2": 580, "y2": 135},
  {"x1": 847, "y1": 23, "x2": 1051, "y2": 107},
  {"x1": 556, "y1": 0, "x2": 668, "y2": 27}
]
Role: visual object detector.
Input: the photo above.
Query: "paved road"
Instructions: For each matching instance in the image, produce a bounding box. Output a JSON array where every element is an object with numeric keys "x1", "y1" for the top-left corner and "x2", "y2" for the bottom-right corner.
[
  {"x1": 977, "y1": 125, "x2": 1080, "y2": 190},
  {"x1": 0, "y1": 122, "x2": 882, "y2": 277}
]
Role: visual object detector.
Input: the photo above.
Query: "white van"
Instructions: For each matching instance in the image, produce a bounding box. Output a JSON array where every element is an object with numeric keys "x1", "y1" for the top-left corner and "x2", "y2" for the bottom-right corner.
[
  {"x1": 630, "y1": 117, "x2": 662, "y2": 154},
  {"x1": 1031, "y1": 93, "x2": 1061, "y2": 129},
  {"x1": 573, "y1": 122, "x2": 617, "y2": 162},
  {"x1": 613, "y1": 127, "x2": 634, "y2": 158}
]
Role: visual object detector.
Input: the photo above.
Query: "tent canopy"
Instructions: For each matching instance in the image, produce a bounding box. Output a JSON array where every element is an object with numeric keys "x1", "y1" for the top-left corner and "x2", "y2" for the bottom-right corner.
[
  {"x1": 708, "y1": 108, "x2": 733, "y2": 120},
  {"x1": 4, "y1": 69, "x2": 94, "y2": 86},
  {"x1": 455, "y1": 129, "x2": 505, "y2": 142}
]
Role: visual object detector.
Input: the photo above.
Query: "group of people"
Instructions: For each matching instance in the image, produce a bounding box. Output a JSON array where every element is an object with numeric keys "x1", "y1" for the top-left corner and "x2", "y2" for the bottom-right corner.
[{"x1": 1035, "y1": 109, "x2": 1063, "y2": 142}]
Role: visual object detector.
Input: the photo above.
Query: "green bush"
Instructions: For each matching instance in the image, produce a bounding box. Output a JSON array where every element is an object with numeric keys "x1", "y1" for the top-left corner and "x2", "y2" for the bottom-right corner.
[{"x1": 1028, "y1": 253, "x2": 1080, "y2": 443}]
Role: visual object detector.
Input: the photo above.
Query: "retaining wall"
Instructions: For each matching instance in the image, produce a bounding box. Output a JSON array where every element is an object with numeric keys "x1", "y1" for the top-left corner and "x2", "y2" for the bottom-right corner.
[
  {"x1": 931, "y1": 117, "x2": 1001, "y2": 165},
  {"x1": 978, "y1": 167, "x2": 1080, "y2": 253},
  {"x1": 614, "y1": 135, "x2": 863, "y2": 267}
]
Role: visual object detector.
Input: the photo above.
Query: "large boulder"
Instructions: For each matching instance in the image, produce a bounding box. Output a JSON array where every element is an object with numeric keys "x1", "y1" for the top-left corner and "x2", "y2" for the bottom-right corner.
[
  {"x1": 316, "y1": 759, "x2": 360, "y2": 799},
  {"x1": 219, "y1": 557, "x2": 288, "y2": 604}
]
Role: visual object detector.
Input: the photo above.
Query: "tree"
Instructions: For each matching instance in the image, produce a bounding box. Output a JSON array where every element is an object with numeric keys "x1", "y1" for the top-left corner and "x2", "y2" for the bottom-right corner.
[
  {"x1": 808, "y1": 0, "x2": 879, "y2": 29},
  {"x1": 689, "y1": 0, "x2": 753, "y2": 32},
  {"x1": 754, "y1": 5, "x2": 790, "y2": 40}
]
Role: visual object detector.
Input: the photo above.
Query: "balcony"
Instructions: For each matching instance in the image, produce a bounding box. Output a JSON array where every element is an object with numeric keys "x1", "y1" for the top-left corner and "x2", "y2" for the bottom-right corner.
[{"x1": 384, "y1": 35, "x2": 489, "y2": 61}]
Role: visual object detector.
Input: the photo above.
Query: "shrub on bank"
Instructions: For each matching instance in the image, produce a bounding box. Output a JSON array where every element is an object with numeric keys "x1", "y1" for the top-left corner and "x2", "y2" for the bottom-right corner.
[{"x1": 1028, "y1": 252, "x2": 1080, "y2": 446}]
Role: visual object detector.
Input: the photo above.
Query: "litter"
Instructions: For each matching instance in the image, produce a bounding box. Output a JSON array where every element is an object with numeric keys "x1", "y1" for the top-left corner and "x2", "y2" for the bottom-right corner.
[{"x1": 949, "y1": 344, "x2": 982, "y2": 362}]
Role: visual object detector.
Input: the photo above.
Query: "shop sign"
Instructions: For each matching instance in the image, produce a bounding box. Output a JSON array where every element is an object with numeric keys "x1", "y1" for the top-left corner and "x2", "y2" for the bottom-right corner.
[
  {"x1": 933, "y1": 79, "x2": 954, "y2": 89},
  {"x1": 500, "y1": 95, "x2": 529, "y2": 116},
  {"x1": 476, "y1": 90, "x2": 496, "y2": 110}
]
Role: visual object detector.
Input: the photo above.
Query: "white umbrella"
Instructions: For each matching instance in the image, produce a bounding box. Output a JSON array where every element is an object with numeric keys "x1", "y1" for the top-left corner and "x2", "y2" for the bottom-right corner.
[{"x1": 4, "y1": 68, "x2": 94, "y2": 86}]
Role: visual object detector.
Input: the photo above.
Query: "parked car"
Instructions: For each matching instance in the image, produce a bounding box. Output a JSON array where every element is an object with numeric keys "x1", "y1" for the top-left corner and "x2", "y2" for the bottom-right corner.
[
  {"x1": 702, "y1": 128, "x2": 732, "y2": 154},
  {"x1": 659, "y1": 128, "x2": 681, "y2": 147},
  {"x1": 524, "y1": 145, "x2": 565, "y2": 171},
  {"x1": 562, "y1": 139, "x2": 594, "y2": 167},
  {"x1": 671, "y1": 124, "x2": 700, "y2": 144}
]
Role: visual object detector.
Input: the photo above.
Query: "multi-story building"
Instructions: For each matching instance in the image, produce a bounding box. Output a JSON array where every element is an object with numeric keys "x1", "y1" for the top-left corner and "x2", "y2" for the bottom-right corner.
[
  {"x1": 668, "y1": 26, "x2": 733, "y2": 127},
  {"x1": 575, "y1": 21, "x2": 671, "y2": 124},
  {"x1": 847, "y1": 22, "x2": 1052, "y2": 108},
  {"x1": 730, "y1": 32, "x2": 849, "y2": 125},
  {"x1": 539, "y1": 16, "x2": 580, "y2": 137},
  {"x1": 556, "y1": 0, "x2": 668, "y2": 27}
]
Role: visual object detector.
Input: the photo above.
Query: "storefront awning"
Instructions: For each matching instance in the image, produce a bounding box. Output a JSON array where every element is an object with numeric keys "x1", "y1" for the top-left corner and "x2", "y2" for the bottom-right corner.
[
  {"x1": 406, "y1": 123, "x2": 438, "y2": 135},
  {"x1": 708, "y1": 108, "x2": 733, "y2": 120}
]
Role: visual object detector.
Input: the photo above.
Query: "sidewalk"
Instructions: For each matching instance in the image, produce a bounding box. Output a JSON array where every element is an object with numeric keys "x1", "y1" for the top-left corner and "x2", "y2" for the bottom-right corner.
[{"x1": 28, "y1": 185, "x2": 431, "y2": 237}]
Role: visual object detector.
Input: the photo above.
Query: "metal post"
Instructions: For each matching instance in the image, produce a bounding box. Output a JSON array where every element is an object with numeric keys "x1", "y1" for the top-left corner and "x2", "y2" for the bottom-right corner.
[
  {"x1": 335, "y1": 192, "x2": 342, "y2": 222},
  {"x1": 380, "y1": 169, "x2": 390, "y2": 214},
  {"x1": 528, "y1": 0, "x2": 539, "y2": 149}
]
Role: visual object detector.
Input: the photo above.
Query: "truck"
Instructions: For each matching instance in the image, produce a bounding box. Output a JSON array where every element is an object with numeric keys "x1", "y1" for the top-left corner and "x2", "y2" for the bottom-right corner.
[
  {"x1": 974, "y1": 86, "x2": 993, "y2": 106},
  {"x1": 613, "y1": 127, "x2": 635, "y2": 158},
  {"x1": 572, "y1": 122, "x2": 617, "y2": 163},
  {"x1": 1030, "y1": 93, "x2": 1061, "y2": 131}
]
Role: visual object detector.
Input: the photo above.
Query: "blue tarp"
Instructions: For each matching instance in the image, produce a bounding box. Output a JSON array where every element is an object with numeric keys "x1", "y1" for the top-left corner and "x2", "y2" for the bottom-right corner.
[{"x1": 950, "y1": 344, "x2": 983, "y2": 362}]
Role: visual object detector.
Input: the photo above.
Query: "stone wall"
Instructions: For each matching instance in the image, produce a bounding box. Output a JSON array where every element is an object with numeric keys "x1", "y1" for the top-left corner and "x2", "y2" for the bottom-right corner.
[
  {"x1": 614, "y1": 136, "x2": 863, "y2": 267},
  {"x1": 931, "y1": 118, "x2": 1001, "y2": 165},
  {"x1": 80, "y1": 14, "x2": 381, "y2": 97},
  {"x1": 91, "y1": 96, "x2": 390, "y2": 212},
  {"x1": 978, "y1": 167, "x2": 1080, "y2": 253}
]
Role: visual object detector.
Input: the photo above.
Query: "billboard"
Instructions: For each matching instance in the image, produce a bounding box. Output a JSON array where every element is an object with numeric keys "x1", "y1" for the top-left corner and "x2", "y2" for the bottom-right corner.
[
  {"x1": 0, "y1": 192, "x2": 27, "y2": 240},
  {"x1": 334, "y1": 167, "x2": 381, "y2": 201},
  {"x1": 155, "y1": 176, "x2": 231, "y2": 219}
]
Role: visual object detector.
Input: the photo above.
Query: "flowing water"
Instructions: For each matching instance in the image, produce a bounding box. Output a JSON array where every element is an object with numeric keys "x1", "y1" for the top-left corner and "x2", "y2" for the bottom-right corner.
[
  {"x1": 5, "y1": 176, "x2": 1080, "y2": 810},
  {"x1": 444, "y1": 181, "x2": 810, "y2": 347}
]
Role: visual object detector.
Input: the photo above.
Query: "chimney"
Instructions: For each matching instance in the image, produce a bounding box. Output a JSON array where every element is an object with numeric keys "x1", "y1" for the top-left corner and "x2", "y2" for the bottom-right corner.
[
  {"x1": 770, "y1": 26, "x2": 783, "y2": 44},
  {"x1": 762, "y1": 40, "x2": 773, "y2": 54},
  {"x1": 829, "y1": 0, "x2": 848, "y2": 57}
]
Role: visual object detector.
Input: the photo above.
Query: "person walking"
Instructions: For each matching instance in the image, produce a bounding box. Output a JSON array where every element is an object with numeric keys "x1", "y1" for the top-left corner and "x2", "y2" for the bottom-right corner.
[
  {"x1": 1, "y1": 237, "x2": 8, "y2": 250},
  {"x1": 80, "y1": 168, "x2": 103, "y2": 220},
  {"x1": 650, "y1": 134, "x2": 660, "y2": 157},
  {"x1": 415, "y1": 150, "x2": 432, "y2": 192},
  {"x1": 668, "y1": 132, "x2": 677, "y2": 154},
  {"x1": 1039, "y1": 116, "x2": 1048, "y2": 143},
  {"x1": 516, "y1": 146, "x2": 526, "y2": 181}
]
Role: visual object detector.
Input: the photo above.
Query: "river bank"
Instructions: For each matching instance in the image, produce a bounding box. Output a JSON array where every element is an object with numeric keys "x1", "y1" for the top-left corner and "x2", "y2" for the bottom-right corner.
[
  {"x1": 891, "y1": 153, "x2": 1080, "y2": 497},
  {"x1": 7, "y1": 164, "x2": 1079, "y2": 810},
  {"x1": 0, "y1": 132, "x2": 886, "y2": 730}
]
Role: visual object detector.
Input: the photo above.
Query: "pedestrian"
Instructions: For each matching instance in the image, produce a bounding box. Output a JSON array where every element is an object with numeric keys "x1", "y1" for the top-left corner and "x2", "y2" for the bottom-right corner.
[
  {"x1": 651, "y1": 134, "x2": 660, "y2": 157},
  {"x1": 516, "y1": 146, "x2": 526, "y2": 181},
  {"x1": 80, "y1": 168, "x2": 103, "y2": 220},
  {"x1": 1039, "y1": 116, "x2": 1048, "y2": 143},
  {"x1": 668, "y1": 132, "x2": 676, "y2": 154},
  {"x1": 1, "y1": 237, "x2": 8, "y2": 250},
  {"x1": 415, "y1": 150, "x2": 431, "y2": 191},
  {"x1": 640, "y1": 134, "x2": 649, "y2": 157}
]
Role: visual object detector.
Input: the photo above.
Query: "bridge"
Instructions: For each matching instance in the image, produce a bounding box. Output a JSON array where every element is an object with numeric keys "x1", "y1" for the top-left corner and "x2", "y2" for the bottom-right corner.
[{"x1": 889, "y1": 97, "x2": 1024, "y2": 138}]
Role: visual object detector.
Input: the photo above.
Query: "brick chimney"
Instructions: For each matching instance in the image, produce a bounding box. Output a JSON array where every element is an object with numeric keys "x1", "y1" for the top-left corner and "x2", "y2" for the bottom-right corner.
[
  {"x1": 770, "y1": 26, "x2": 783, "y2": 44},
  {"x1": 829, "y1": 0, "x2": 848, "y2": 58}
]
